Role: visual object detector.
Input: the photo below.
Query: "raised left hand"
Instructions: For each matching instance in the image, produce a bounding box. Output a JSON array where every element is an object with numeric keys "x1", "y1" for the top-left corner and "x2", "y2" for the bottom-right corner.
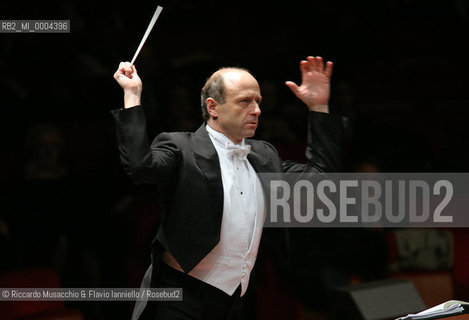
[{"x1": 286, "y1": 56, "x2": 333, "y2": 113}]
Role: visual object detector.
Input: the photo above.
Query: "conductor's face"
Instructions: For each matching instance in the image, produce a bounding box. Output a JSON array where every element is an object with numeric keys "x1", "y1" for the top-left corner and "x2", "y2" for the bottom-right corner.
[{"x1": 208, "y1": 70, "x2": 262, "y2": 144}]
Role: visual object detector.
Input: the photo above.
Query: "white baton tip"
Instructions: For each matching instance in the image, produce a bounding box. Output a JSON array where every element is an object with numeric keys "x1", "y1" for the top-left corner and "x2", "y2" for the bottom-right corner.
[{"x1": 130, "y1": 5, "x2": 164, "y2": 66}]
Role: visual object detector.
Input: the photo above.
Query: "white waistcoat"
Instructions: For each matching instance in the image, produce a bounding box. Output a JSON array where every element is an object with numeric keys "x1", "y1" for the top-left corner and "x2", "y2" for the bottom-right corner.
[{"x1": 163, "y1": 125, "x2": 265, "y2": 296}]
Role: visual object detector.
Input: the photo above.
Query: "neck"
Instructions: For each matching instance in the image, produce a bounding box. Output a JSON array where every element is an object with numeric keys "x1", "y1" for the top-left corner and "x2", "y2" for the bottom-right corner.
[{"x1": 207, "y1": 120, "x2": 242, "y2": 144}]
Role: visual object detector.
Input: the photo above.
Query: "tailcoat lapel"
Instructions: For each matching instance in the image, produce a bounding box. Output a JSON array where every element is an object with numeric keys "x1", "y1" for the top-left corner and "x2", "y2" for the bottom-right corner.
[
  {"x1": 246, "y1": 145, "x2": 275, "y2": 173},
  {"x1": 246, "y1": 140, "x2": 278, "y2": 193},
  {"x1": 192, "y1": 125, "x2": 277, "y2": 217},
  {"x1": 192, "y1": 124, "x2": 224, "y2": 216}
]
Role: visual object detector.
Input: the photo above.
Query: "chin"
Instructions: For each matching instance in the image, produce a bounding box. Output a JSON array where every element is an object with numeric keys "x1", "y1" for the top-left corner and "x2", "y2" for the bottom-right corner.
[{"x1": 245, "y1": 130, "x2": 256, "y2": 138}]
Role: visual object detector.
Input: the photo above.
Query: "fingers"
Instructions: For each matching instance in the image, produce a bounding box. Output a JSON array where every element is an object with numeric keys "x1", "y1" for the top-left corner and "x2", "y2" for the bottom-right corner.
[
  {"x1": 300, "y1": 60, "x2": 309, "y2": 83},
  {"x1": 307, "y1": 56, "x2": 323, "y2": 73},
  {"x1": 113, "y1": 70, "x2": 121, "y2": 81},
  {"x1": 115, "y1": 62, "x2": 137, "y2": 80},
  {"x1": 303, "y1": 56, "x2": 332, "y2": 77},
  {"x1": 325, "y1": 61, "x2": 333, "y2": 78}
]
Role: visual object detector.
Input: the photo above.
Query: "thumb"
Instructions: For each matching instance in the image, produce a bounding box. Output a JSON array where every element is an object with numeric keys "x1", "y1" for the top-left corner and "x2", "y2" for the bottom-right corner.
[{"x1": 285, "y1": 81, "x2": 300, "y2": 96}]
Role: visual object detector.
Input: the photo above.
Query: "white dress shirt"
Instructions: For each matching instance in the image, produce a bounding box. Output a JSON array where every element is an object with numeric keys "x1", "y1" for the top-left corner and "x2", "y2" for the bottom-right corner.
[{"x1": 163, "y1": 124, "x2": 265, "y2": 296}]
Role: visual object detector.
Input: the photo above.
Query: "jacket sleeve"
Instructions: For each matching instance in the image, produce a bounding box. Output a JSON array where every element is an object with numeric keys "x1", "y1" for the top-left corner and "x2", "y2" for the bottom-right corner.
[
  {"x1": 281, "y1": 111, "x2": 344, "y2": 173},
  {"x1": 111, "y1": 106, "x2": 180, "y2": 185}
]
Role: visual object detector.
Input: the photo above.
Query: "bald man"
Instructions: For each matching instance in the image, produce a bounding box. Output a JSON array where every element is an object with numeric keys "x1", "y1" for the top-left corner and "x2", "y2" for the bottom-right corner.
[{"x1": 112, "y1": 57, "x2": 343, "y2": 320}]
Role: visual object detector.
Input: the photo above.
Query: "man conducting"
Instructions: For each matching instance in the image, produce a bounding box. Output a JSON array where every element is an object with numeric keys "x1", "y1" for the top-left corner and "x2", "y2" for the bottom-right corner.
[{"x1": 112, "y1": 56, "x2": 343, "y2": 320}]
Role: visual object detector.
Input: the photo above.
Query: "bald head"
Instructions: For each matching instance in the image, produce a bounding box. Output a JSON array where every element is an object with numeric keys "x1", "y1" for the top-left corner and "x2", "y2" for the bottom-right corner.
[{"x1": 200, "y1": 67, "x2": 252, "y2": 121}]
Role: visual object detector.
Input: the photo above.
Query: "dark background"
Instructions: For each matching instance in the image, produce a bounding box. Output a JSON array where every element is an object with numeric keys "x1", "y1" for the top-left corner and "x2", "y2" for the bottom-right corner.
[
  {"x1": 0, "y1": 0, "x2": 468, "y2": 319},
  {"x1": 1, "y1": 0, "x2": 469, "y2": 172}
]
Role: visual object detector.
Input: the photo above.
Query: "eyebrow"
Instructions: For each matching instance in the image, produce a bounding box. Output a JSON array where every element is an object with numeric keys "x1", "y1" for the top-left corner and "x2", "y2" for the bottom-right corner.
[{"x1": 235, "y1": 93, "x2": 262, "y2": 100}]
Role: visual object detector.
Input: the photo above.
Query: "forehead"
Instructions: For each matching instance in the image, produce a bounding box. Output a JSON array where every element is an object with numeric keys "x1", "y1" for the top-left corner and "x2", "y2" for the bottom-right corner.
[{"x1": 222, "y1": 70, "x2": 261, "y2": 97}]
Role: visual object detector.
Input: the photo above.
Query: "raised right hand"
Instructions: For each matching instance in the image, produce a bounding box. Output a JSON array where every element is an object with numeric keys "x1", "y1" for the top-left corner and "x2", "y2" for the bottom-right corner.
[{"x1": 113, "y1": 62, "x2": 142, "y2": 108}]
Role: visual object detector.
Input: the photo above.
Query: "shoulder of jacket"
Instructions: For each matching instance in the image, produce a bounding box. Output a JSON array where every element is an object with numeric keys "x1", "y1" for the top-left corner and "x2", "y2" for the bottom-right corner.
[
  {"x1": 155, "y1": 131, "x2": 194, "y2": 141},
  {"x1": 246, "y1": 138, "x2": 279, "y2": 156}
]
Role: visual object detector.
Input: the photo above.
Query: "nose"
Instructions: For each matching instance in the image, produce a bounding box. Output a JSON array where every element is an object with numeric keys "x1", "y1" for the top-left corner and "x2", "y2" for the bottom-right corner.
[{"x1": 251, "y1": 102, "x2": 261, "y2": 116}]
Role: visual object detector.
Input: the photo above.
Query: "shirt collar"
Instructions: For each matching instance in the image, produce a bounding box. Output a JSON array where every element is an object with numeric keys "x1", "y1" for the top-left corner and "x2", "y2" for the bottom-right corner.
[{"x1": 206, "y1": 124, "x2": 246, "y2": 149}]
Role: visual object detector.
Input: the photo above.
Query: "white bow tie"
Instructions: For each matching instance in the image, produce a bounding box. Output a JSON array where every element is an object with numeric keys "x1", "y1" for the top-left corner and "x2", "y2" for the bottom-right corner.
[{"x1": 225, "y1": 144, "x2": 251, "y2": 160}]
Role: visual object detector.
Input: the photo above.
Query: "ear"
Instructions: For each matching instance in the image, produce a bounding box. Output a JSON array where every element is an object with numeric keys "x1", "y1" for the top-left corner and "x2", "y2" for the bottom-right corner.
[{"x1": 206, "y1": 98, "x2": 219, "y2": 118}]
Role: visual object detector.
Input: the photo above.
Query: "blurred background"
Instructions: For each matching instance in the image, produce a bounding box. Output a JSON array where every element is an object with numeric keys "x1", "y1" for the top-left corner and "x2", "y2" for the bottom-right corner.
[{"x1": 1, "y1": 0, "x2": 469, "y2": 319}]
